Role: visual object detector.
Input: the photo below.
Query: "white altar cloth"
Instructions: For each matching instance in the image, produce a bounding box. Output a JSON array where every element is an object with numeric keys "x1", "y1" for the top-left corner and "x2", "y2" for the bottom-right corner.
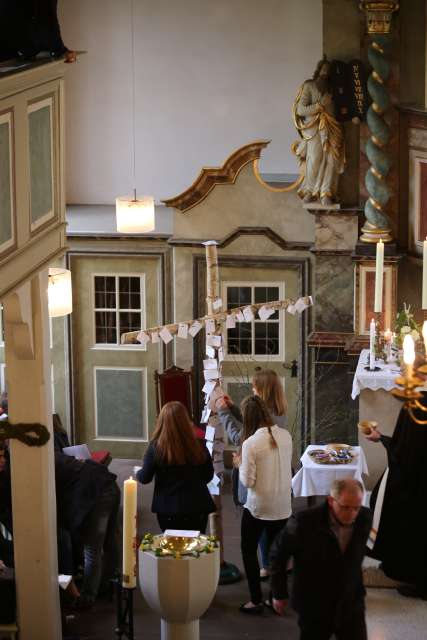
[
  {"x1": 292, "y1": 445, "x2": 369, "y2": 497},
  {"x1": 351, "y1": 349, "x2": 401, "y2": 400}
]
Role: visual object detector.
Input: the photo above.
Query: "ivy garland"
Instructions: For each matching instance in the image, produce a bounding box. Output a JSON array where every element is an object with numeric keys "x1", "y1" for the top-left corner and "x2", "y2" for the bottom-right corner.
[
  {"x1": 140, "y1": 533, "x2": 219, "y2": 559},
  {"x1": 0, "y1": 421, "x2": 50, "y2": 447}
]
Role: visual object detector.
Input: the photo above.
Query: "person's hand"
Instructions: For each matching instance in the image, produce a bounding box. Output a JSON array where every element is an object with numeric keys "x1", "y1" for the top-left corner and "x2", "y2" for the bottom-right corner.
[
  {"x1": 365, "y1": 427, "x2": 381, "y2": 442},
  {"x1": 215, "y1": 394, "x2": 232, "y2": 411},
  {"x1": 232, "y1": 452, "x2": 241, "y2": 468},
  {"x1": 321, "y1": 93, "x2": 332, "y2": 107},
  {"x1": 272, "y1": 598, "x2": 288, "y2": 616}
]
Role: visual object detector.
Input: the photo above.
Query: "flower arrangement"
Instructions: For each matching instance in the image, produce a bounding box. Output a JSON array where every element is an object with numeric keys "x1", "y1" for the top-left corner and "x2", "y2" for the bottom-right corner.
[
  {"x1": 140, "y1": 533, "x2": 218, "y2": 559},
  {"x1": 394, "y1": 303, "x2": 421, "y2": 347}
]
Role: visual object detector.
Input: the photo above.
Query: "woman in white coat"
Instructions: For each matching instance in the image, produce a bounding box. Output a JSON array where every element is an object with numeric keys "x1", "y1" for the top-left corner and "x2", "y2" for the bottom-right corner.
[{"x1": 238, "y1": 395, "x2": 292, "y2": 614}]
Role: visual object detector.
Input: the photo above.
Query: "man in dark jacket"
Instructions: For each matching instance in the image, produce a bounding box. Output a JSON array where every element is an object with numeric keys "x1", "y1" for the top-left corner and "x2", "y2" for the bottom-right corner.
[{"x1": 269, "y1": 478, "x2": 371, "y2": 640}]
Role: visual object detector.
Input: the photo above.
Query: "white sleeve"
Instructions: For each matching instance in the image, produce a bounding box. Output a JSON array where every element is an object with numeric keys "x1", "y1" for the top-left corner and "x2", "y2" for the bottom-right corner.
[{"x1": 240, "y1": 440, "x2": 256, "y2": 488}]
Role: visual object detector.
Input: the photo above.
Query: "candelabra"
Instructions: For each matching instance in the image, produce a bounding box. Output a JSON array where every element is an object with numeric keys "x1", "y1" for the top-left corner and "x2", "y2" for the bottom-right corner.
[{"x1": 391, "y1": 370, "x2": 427, "y2": 426}]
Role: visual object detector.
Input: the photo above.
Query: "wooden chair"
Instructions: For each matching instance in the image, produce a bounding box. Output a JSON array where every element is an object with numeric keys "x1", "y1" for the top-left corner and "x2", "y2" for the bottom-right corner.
[
  {"x1": 0, "y1": 623, "x2": 18, "y2": 639},
  {"x1": 154, "y1": 365, "x2": 197, "y2": 422}
]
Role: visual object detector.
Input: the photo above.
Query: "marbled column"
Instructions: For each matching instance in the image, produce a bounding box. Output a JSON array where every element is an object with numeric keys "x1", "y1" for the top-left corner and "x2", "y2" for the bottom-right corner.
[{"x1": 309, "y1": 208, "x2": 360, "y2": 447}]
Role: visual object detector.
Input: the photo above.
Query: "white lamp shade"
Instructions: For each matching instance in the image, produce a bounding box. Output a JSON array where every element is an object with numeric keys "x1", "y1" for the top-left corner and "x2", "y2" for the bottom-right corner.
[
  {"x1": 116, "y1": 195, "x2": 155, "y2": 233},
  {"x1": 48, "y1": 268, "x2": 73, "y2": 318}
]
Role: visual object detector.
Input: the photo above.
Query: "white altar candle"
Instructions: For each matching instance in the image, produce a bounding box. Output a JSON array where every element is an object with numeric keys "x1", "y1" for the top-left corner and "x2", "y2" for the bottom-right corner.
[
  {"x1": 423, "y1": 321, "x2": 427, "y2": 356},
  {"x1": 403, "y1": 334, "x2": 415, "y2": 380},
  {"x1": 374, "y1": 239, "x2": 384, "y2": 313},
  {"x1": 423, "y1": 238, "x2": 427, "y2": 309},
  {"x1": 123, "y1": 476, "x2": 137, "y2": 588},
  {"x1": 369, "y1": 318, "x2": 376, "y2": 370},
  {"x1": 384, "y1": 328, "x2": 392, "y2": 343}
]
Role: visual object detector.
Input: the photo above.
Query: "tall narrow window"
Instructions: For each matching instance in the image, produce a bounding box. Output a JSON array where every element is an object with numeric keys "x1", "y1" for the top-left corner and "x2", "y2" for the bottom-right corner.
[{"x1": 93, "y1": 275, "x2": 144, "y2": 346}]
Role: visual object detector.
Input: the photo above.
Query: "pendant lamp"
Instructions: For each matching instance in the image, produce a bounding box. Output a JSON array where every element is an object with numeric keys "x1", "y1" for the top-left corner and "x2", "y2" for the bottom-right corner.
[
  {"x1": 48, "y1": 268, "x2": 73, "y2": 318},
  {"x1": 116, "y1": 0, "x2": 155, "y2": 233}
]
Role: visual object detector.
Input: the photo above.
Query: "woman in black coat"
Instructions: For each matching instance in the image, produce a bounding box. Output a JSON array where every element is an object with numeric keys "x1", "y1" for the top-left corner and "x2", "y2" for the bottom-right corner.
[{"x1": 137, "y1": 401, "x2": 216, "y2": 533}]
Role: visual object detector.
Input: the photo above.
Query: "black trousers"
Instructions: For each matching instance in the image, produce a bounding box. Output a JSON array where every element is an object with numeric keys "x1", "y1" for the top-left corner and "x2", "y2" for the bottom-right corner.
[
  {"x1": 157, "y1": 513, "x2": 209, "y2": 534},
  {"x1": 240, "y1": 507, "x2": 287, "y2": 604},
  {"x1": 299, "y1": 611, "x2": 367, "y2": 640}
]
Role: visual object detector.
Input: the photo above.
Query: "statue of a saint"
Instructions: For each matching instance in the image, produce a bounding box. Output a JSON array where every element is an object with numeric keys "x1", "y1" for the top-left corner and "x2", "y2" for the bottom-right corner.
[{"x1": 293, "y1": 58, "x2": 345, "y2": 206}]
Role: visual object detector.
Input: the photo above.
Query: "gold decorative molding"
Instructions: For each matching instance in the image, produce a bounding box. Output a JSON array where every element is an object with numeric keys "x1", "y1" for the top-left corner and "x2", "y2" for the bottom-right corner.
[
  {"x1": 161, "y1": 140, "x2": 270, "y2": 212},
  {"x1": 359, "y1": 2, "x2": 399, "y2": 34}
]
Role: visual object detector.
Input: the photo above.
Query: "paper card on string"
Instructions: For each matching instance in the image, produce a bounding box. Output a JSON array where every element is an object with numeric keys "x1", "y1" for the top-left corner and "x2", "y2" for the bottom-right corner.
[
  {"x1": 189, "y1": 321, "x2": 202, "y2": 337},
  {"x1": 258, "y1": 305, "x2": 275, "y2": 321},
  {"x1": 177, "y1": 323, "x2": 188, "y2": 339},
  {"x1": 206, "y1": 344, "x2": 215, "y2": 358},
  {"x1": 137, "y1": 331, "x2": 150, "y2": 346},
  {"x1": 203, "y1": 358, "x2": 218, "y2": 370},
  {"x1": 218, "y1": 347, "x2": 225, "y2": 363},
  {"x1": 226, "y1": 314, "x2": 236, "y2": 329},
  {"x1": 210, "y1": 473, "x2": 221, "y2": 486},
  {"x1": 206, "y1": 441, "x2": 214, "y2": 455},
  {"x1": 294, "y1": 298, "x2": 307, "y2": 313},
  {"x1": 308, "y1": 295, "x2": 313, "y2": 306},
  {"x1": 236, "y1": 311, "x2": 245, "y2": 322},
  {"x1": 205, "y1": 318, "x2": 216, "y2": 334},
  {"x1": 159, "y1": 326, "x2": 173, "y2": 344},
  {"x1": 201, "y1": 407, "x2": 211, "y2": 423},
  {"x1": 151, "y1": 331, "x2": 160, "y2": 343},
  {"x1": 202, "y1": 379, "x2": 216, "y2": 395},
  {"x1": 207, "y1": 334, "x2": 222, "y2": 347},
  {"x1": 205, "y1": 425, "x2": 216, "y2": 441},
  {"x1": 212, "y1": 298, "x2": 223, "y2": 311},
  {"x1": 208, "y1": 479, "x2": 220, "y2": 495},
  {"x1": 287, "y1": 304, "x2": 296, "y2": 315},
  {"x1": 204, "y1": 368, "x2": 219, "y2": 381},
  {"x1": 243, "y1": 306, "x2": 254, "y2": 321}
]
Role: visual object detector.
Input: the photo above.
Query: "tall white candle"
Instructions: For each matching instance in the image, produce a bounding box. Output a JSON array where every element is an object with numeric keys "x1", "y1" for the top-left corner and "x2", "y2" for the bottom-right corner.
[
  {"x1": 369, "y1": 318, "x2": 376, "y2": 370},
  {"x1": 403, "y1": 334, "x2": 415, "y2": 381},
  {"x1": 423, "y1": 320, "x2": 427, "y2": 356},
  {"x1": 423, "y1": 238, "x2": 427, "y2": 309},
  {"x1": 374, "y1": 239, "x2": 384, "y2": 313},
  {"x1": 122, "y1": 476, "x2": 137, "y2": 588}
]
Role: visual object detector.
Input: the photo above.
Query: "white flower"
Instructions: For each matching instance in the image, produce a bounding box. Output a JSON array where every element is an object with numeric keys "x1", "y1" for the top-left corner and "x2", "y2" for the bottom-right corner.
[
  {"x1": 411, "y1": 330, "x2": 420, "y2": 341},
  {"x1": 401, "y1": 325, "x2": 411, "y2": 334}
]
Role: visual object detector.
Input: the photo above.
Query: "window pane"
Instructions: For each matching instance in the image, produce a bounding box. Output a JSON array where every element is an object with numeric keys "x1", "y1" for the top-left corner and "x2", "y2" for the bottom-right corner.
[
  {"x1": 120, "y1": 312, "x2": 141, "y2": 334},
  {"x1": 130, "y1": 293, "x2": 140, "y2": 309},
  {"x1": 129, "y1": 277, "x2": 140, "y2": 293},
  {"x1": 227, "y1": 286, "x2": 251, "y2": 310},
  {"x1": 255, "y1": 286, "x2": 279, "y2": 319},
  {"x1": 95, "y1": 311, "x2": 117, "y2": 343},
  {"x1": 254, "y1": 322, "x2": 279, "y2": 355},
  {"x1": 119, "y1": 292, "x2": 130, "y2": 309},
  {"x1": 227, "y1": 322, "x2": 252, "y2": 355},
  {"x1": 95, "y1": 292, "x2": 106, "y2": 308}
]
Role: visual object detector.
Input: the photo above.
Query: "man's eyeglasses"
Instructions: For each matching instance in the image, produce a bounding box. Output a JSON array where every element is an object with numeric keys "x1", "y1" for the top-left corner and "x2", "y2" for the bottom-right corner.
[{"x1": 334, "y1": 500, "x2": 361, "y2": 513}]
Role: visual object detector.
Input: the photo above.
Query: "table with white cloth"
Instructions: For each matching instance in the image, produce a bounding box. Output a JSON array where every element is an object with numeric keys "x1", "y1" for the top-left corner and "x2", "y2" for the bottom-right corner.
[
  {"x1": 292, "y1": 445, "x2": 369, "y2": 498},
  {"x1": 352, "y1": 349, "x2": 403, "y2": 489},
  {"x1": 351, "y1": 348, "x2": 400, "y2": 400}
]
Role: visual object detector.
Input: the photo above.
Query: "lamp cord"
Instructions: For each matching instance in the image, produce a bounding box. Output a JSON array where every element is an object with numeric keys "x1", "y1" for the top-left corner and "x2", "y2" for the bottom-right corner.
[{"x1": 131, "y1": 0, "x2": 137, "y2": 201}]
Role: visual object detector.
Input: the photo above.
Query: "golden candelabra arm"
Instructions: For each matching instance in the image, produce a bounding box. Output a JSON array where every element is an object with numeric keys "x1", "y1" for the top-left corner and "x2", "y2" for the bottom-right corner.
[
  {"x1": 406, "y1": 406, "x2": 427, "y2": 426},
  {"x1": 410, "y1": 399, "x2": 427, "y2": 414}
]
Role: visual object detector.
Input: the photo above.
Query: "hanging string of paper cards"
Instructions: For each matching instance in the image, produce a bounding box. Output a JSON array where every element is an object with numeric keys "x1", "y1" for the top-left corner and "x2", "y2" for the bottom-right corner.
[{"x1": 120, "y1": 295, "x2": 313, "y2": 346}]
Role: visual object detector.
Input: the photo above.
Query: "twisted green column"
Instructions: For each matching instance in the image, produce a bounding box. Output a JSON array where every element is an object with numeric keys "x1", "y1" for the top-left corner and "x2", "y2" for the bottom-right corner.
[{"x1": 360, "y1": 34, "x2": 394, "y2": 243}]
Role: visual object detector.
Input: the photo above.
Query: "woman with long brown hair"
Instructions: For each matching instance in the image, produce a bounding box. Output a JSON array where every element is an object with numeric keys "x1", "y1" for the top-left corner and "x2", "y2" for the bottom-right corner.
[
  {"x1": 238, "y1": 395, "x2": 292, "y2": 614},
  {"x1": 137, "y1": 401, "x2": 216, "y2": 533}
]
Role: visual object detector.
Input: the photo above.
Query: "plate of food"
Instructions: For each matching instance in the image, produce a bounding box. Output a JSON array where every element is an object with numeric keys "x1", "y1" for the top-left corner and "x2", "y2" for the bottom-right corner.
[
  {"x1": 308, "y1": 446, "x2": 355, "y2": 465},
  {"x1": 325, "y1": 443, "x2": 352, "y2": 452}
]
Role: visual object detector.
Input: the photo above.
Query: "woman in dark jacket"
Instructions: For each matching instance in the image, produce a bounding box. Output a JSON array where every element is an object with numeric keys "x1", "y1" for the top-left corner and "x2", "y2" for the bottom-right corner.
[{"x1": 137, "y1": 401, "x2": 216, "y2": 533}]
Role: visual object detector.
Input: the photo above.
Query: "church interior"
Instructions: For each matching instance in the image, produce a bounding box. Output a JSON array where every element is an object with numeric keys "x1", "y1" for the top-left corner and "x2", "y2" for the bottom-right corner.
[{"x1": 1, "y1": 1, "x2": 427, "y2": 639}]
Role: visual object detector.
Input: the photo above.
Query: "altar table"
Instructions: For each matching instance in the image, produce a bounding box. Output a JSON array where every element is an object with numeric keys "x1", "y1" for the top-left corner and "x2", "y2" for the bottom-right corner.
[
  {"x1": 292, "y1": 445, "x2": 369, "y2": 498},
  {"x1": 351, "y1": 349, "x2": 400, "y2": 399}
]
